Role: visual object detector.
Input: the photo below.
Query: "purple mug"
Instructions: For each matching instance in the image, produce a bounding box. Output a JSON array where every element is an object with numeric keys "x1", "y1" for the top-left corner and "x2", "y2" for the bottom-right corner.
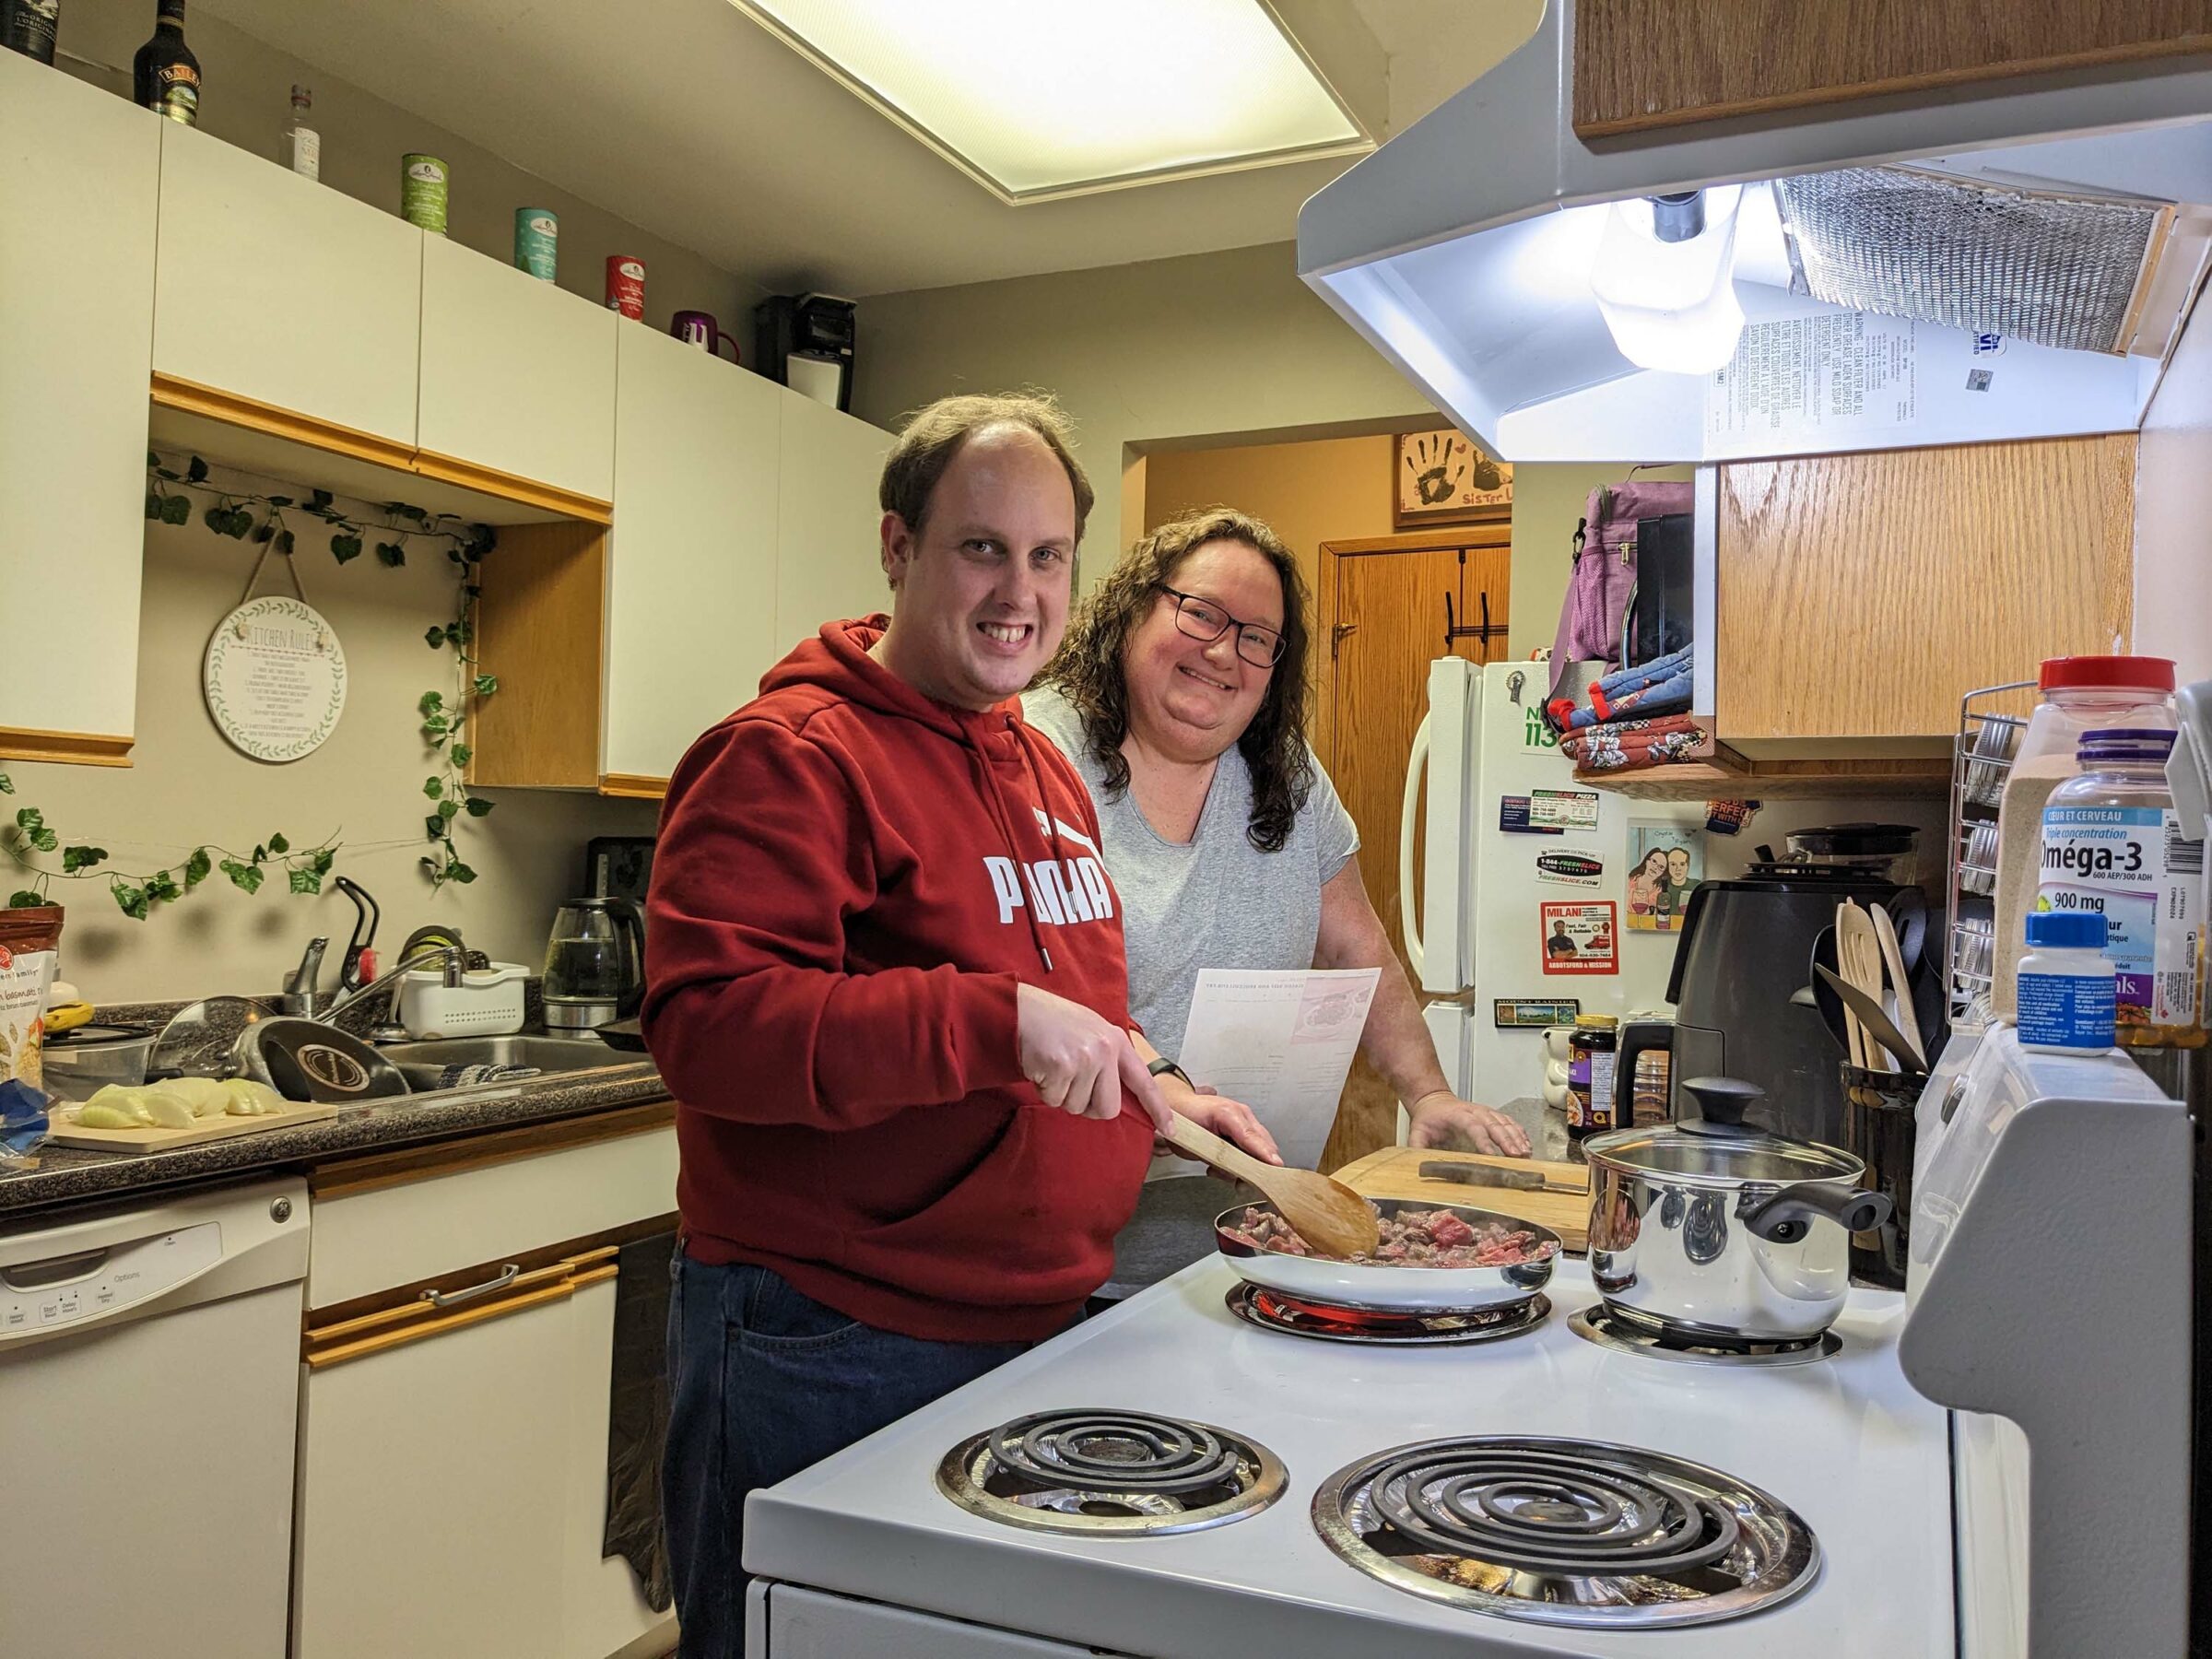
[{"x1": 672, "y1": 310, "x2": 740, "y2": 363}]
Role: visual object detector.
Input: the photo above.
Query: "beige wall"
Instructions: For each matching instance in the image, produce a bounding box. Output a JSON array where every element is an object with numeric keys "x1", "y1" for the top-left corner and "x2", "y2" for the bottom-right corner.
[
  {"x1": 854, "y1": 241, "x2": 1437, "y2": 565},
  {"x1": 55, "y1": 6, "x2": 759, "y2": 335},
  {"x1": 8, "y1": 461, "x2": 655, "y2": 1003},
  {"x1": 1139, "y1": 435, "x2": 1396, "y2": 609}
]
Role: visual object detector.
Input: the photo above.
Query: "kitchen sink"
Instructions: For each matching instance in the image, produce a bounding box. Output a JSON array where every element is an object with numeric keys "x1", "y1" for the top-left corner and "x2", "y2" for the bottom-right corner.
[{"x1": 377, "y1": 1032, "x2": 635, "y2": 1089}]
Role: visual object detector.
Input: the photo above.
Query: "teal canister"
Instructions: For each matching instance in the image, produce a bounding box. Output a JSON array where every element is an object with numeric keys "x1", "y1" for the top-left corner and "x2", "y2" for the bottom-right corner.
[{"x1": 513, "y1": 207, "x2": 559, "y2": 281}]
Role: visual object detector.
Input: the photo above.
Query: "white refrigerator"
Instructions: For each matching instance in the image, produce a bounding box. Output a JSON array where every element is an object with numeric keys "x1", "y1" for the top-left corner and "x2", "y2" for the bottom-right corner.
[{"x1": 1403, "y1": 657, "x2": 1701, "y2": 1111}]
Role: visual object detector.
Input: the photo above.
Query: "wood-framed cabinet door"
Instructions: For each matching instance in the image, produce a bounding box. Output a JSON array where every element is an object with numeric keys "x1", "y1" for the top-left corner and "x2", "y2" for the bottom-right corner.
[
  {"x1": 153, "y1": 122, "x2": 423, "y2": 449},
  {"x1": 293, "y1": 1289, "x2": 571, "y2": 1659},
  {"x1": 0, "y1": 53, "x2": 160, "y2": 760},
  {"x1": 557, "y1": 1271, "x2": 675, "y2": 1658},
  {"x1": 1713, "y1": 437, "x2": 2136, "y2": 755}
]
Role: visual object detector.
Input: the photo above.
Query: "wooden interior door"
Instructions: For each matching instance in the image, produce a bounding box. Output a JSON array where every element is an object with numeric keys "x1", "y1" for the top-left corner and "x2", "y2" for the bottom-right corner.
[{"x1": 1316, "y1": 529, "x2": 1511, "y2": 1171}]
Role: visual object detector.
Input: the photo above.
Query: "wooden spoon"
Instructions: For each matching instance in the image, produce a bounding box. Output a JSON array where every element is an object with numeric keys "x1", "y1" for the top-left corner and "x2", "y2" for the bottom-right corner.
[
  {"x1": 1869, "y1": 904, "x2": 1927, "y2": 1065},
  {"x1": 1159, "y1": 1111, "x2": 1381, "y2": 1260},
  {"x1": 1834, "y1": 902, "x2": 1871, "y2": 1069},
  {"x1": 1837, "y1": 900, "x2": 1891, "y2": 1071}
]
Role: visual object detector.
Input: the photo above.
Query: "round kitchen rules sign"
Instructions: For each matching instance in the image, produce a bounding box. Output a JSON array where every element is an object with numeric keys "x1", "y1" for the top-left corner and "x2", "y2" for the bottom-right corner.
[{"x1": 204, "y1": 595, "x2": 348, "y2": 762}]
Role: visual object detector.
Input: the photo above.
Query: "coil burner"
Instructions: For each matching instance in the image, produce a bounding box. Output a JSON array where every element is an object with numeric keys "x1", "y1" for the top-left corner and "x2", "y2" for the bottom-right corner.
[{"x1": 935, "y1": 1408, "x2": 1286, "y2": 1537}]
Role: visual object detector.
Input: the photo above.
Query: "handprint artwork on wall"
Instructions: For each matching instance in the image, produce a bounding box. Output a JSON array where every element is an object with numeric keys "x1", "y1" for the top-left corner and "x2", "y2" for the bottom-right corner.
[{"x1": 1393, "y1": 427, "x2": 1513, "y2": 529}]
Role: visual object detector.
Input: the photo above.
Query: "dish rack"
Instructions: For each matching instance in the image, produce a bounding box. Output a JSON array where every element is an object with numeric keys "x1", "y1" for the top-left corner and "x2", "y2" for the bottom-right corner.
[
  {"x1": 398, "y1": 960, "x2": 528, "y2": 1039},
  {"x1": 1947, "y1": 682, "x2": 2036, "y2": 1030}
]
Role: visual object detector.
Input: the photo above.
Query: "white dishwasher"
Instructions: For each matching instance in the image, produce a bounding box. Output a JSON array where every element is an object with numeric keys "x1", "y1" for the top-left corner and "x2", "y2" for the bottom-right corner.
[{"x1": 0, "y1": 1175, "x2": 309, "y2": 1659}]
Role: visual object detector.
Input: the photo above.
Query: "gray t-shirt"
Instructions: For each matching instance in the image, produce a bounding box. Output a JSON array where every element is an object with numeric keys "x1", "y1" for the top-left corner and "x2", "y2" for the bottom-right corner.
[{"x1": 1021, "y1": 686, "x2": 1359, "y2": 1065}]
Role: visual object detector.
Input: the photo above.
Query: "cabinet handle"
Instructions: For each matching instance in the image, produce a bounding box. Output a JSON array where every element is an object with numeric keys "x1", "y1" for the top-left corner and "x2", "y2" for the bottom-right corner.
[{"x1": 421, "y1": 1262, "x2": 519, "y2": 1308}]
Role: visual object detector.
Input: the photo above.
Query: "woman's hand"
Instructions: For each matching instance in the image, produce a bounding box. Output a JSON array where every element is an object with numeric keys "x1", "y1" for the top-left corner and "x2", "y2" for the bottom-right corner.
[
  {"x1": 1407, "y1": 1091, "x2": 1532, "y2": 1158},
  {"x1": 1016, "y1": 982, "x2": 1168, "y2": 1128},
  {"x1": 1164, "y1": 1083, "x2": 1283, "y2": 1168}
]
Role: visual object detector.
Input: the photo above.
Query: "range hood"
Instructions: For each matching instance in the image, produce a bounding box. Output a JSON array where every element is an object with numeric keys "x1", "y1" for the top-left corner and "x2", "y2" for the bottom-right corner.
[{"x1": 1297, "y1": 2, "x2": 2212, "y2": 463}]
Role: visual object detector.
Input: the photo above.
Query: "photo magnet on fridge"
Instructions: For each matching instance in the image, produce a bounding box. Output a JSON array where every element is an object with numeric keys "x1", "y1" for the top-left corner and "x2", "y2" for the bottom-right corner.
[
  {"x1": 1627, "y1": 820, "x2": 1704, "y2": 933},
  {"x1": 1540, "y1": 901, "x2": 1618, "y2": 975}
]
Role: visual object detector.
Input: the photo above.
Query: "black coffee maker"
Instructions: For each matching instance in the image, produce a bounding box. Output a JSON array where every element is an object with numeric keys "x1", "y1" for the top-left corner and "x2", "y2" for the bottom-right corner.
[{"x1": 1619, "y1": 864, "x2": 1938, "y2": 1147}]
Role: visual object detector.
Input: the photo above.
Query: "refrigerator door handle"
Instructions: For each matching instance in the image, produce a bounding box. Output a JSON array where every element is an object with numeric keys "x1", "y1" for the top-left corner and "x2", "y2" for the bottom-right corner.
[{"x1": 1400, "y1": 710, "x2": 1431, "y2": 981}]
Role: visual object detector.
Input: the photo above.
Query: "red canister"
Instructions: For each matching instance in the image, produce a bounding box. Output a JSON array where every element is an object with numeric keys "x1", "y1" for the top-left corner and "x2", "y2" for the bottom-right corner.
[{"x1": 604, "y1": 255, "x2": 646, "y2": 320}]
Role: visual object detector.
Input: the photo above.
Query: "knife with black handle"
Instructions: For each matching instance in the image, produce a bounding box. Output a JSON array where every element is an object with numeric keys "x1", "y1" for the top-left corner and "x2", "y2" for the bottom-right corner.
[{"x1": 1418, "y1": 1159, "x2": 1587, "y2": 1196}]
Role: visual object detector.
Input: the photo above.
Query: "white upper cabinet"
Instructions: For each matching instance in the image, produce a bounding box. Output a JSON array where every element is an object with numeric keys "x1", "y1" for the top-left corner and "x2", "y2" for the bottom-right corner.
[
  {"x1": 775, "y1": 394, "x2": 892, "y2": 653},
  {"x1": 418, "y1": 237, "x2": 617, "y2": 503},
  {"x1": 0, "y1": 54, "x2": 159, "y2": 754},
  {"x1": 603, "y1": 329, "x2": 783, "y2": 782},
  {"x1": 153, "y1": 122, "x2": 423, "y2": 447}
]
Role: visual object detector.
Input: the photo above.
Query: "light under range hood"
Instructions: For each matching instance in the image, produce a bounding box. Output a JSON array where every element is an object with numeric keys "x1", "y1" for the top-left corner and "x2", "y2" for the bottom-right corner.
[{"x1": 1297, "y1": 1, "x2": 2212, "y2": 464}]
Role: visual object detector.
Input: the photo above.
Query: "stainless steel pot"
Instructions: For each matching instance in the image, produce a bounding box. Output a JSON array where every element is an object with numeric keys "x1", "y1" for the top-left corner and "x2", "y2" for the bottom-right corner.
[{"x1": 1583, "y1": 1076, "x2": 1892, "y2": 1343}]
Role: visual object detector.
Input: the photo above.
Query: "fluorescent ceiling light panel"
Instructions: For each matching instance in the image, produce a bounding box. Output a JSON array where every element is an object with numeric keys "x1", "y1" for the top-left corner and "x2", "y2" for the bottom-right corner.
[{"x1": 731, "y1": 0, "x2": 1369, "y2": 204}]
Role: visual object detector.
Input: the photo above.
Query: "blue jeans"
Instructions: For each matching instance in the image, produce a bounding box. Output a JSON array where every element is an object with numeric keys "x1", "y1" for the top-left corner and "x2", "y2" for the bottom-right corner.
[{"x1": 662, "y1": 1250, "x2": 1033, "y2": 1658}]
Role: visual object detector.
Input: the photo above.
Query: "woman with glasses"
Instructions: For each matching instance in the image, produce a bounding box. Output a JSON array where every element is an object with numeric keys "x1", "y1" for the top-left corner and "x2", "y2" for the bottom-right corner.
[{"x1": 1023, "y1": 508, "x2": 1529, "y2": 1295}]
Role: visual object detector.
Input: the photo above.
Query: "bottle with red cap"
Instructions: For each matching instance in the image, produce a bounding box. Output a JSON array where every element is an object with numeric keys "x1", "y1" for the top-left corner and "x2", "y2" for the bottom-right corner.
[{"x1": 1992, "y1": 655, "x2": 2177, "y2": 1023}]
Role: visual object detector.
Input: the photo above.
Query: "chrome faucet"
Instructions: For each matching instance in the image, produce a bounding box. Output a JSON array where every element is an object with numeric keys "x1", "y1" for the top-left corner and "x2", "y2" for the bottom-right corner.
[
  {"x1": 320, "y1": 944, "x2": 467, "y2": 1043},
  {"x1": 279, "y1": 935, "x2": 328, "y2": 1015}
]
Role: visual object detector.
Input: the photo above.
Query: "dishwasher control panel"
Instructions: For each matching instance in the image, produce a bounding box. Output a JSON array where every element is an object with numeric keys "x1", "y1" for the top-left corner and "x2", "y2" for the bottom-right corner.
[{"x1": 0, "y1": 1220, "x2": 221, "y2": 1337}]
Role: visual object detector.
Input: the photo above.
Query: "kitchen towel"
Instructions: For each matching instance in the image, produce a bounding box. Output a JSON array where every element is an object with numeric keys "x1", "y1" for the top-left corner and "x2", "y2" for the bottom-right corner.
[
  {"x1": 604, "y1": 1231, "x2": 677, "y2": 1611},
  {"x1": 1574, "y1": 664, "x2": 1693, "y2": 729},
  {"x1": 1561, "y1": 715, "x2": 1706, "y2": 772},
  {"x1": 1551, "y1": 646, "x2": 1693, "y2": 730}
]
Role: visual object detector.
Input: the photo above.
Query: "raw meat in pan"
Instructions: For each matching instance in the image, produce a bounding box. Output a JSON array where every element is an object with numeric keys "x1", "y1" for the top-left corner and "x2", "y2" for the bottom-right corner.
[{"x1": 1226, "y1": 1206, "x2": 1556, "y2": 1268}]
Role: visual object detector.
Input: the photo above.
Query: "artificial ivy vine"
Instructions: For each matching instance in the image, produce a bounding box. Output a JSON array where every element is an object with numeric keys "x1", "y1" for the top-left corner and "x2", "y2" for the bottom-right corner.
[
  {"x1": 1, "y1": 771, "x2": 335, "y2": 918},
  {"x1": 0, "y1": 455, "x2": 502, "y2": 918}
]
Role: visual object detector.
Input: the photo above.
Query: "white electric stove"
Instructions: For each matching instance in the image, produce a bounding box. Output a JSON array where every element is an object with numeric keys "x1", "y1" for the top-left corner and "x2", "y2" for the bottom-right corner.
[{"x1": 743, "y1": 1255, "x2": 1954, "y2": 1657}]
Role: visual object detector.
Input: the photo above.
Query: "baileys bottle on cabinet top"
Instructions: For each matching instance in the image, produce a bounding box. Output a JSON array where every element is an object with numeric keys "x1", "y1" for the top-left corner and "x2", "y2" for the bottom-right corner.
[{"x1": 135, "y1": 0, "x2": 200, "y2": 125}]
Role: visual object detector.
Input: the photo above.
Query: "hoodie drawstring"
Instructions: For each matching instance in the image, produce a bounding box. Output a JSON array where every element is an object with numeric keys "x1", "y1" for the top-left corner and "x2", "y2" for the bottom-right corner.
[{"x1": 968, "y1": 716, "x2": 1057, "y2": 973}]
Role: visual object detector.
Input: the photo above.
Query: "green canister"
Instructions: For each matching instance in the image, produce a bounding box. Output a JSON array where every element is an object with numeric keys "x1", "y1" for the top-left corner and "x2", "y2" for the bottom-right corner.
[
  {"x1": 513, "y1": 208, "x2": 559, "y2": 281},
  {"x1": 401, "y1": 154, "x2": 449, "y2": 235}
]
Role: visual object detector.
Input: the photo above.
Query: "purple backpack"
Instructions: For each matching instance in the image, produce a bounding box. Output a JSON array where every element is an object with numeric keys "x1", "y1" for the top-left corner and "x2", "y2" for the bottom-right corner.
[{"x1": 1547, "y1": 478, "x2": 1693, "y2": 700}]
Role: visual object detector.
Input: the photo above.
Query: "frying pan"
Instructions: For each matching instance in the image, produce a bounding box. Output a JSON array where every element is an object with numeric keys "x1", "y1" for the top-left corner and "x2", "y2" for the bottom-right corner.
[{"x1": 1215, "y1": 1196, "x2": 1558, "y2": 1313}]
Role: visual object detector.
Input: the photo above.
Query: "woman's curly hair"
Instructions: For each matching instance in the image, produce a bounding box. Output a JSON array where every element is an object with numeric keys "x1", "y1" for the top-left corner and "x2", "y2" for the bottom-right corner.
[{"x1": 1040, "y1": 507, "x2": 1313, "y2": 853}]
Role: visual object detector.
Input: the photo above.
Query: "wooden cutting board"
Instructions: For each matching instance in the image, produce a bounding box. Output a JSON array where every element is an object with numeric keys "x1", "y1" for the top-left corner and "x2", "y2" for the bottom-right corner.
[
  {"x1": 1335, "y1": 1146, "x2": 1594, "y2": 1253},
  {"x1": 45, "y1": 1100, "x2": 337, "y2": 1152}
]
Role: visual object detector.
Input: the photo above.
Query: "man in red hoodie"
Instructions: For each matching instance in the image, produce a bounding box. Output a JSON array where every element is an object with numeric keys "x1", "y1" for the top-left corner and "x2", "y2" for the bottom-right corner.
[{"x1": 646, "y1": 392, "x2": 1279, "y2": 1657}]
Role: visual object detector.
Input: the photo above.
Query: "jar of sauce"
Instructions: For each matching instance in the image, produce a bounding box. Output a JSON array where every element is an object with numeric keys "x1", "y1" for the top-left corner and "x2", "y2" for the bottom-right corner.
[{"x1": 1565, "y1": 1014, "x2": 1620, "y2": 1159}]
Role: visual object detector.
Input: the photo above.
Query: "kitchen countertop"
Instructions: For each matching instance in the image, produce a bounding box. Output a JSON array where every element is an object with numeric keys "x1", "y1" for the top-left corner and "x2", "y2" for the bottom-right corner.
[{"x1": 0, "y1": 1056, "x2": 669, "y2": 1220}]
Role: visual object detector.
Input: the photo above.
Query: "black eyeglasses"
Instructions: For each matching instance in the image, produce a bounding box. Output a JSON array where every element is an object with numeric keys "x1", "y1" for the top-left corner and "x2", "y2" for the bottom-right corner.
[{"x1": 1158, "y1": 585, "x2": 1286, "y2": 669}]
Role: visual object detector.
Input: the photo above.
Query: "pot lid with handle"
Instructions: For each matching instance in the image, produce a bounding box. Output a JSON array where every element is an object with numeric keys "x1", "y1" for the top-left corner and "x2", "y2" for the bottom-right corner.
[{"x1": 1585, "y1": 1076, "x2": 1863, "y2": 1185}]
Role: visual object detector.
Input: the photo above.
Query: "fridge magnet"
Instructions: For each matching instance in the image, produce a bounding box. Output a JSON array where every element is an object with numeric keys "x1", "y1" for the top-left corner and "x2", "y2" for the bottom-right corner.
[
  {"x1": 1534, "y1": 851, "x2": 1604, "y2": 888},
  {"x1": 1499, "y1": 795, "x2": 1563, "y2": 836},
  {"x1": 1393, "y1": 428, "x2": 1513, "y2": 529},
  {"x1": 1705, "y1": 798, "x2": 1761, "y2": 836},
  {"x1": 1496, "y1": 997, "x2": 1581, "y2": 1028},
  {"x1": 1627, "y1": 820, "x2": 1705, "y2": 933},
  {"x1": 1540, "y1": 901, "x2": 1618, "y2": 975},
  {"x1": 204, "y1": 594, "x2": 347, "y2": 764},
  {"x1": 1529, "y1": 788, "x2": 1601, "y2": 832}
]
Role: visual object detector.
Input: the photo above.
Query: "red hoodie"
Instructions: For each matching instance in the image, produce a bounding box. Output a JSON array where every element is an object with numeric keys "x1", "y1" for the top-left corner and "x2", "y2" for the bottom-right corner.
[{"x1": 642, "y1": 617, "x2": 1154, "y2": 1342}]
